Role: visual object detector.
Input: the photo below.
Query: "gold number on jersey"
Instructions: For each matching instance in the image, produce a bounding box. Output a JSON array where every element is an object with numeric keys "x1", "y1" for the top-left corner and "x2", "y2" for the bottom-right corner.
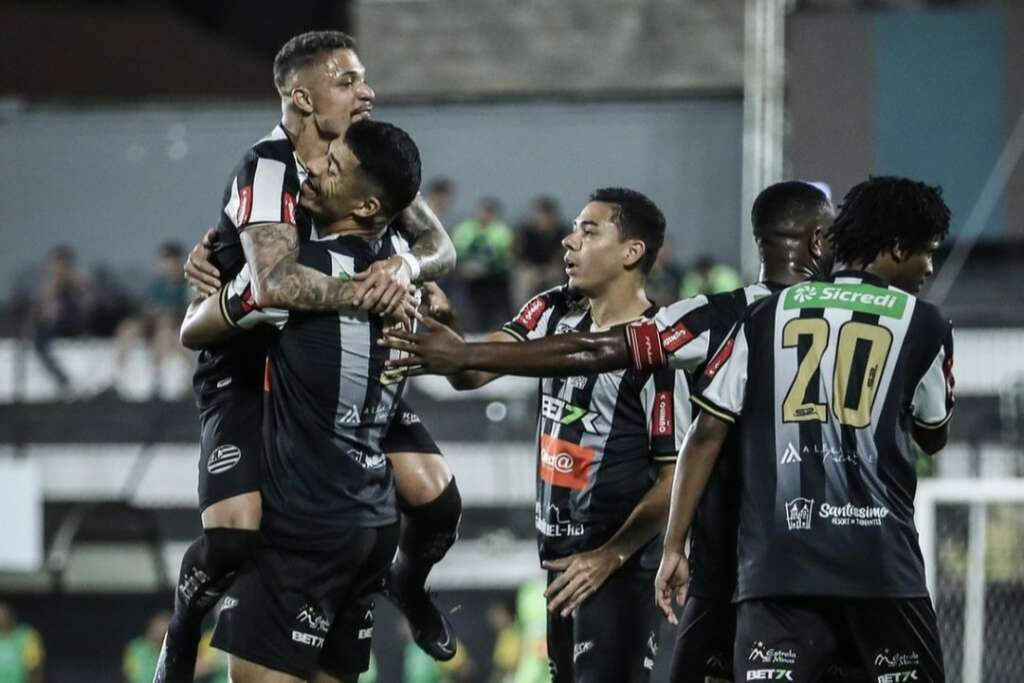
[
  {"x1": 832, "y1": 321, "x2": 893, "y2": 428},
  {"x1": 782, "y1": 318, "x2": 894, "y2": 427},
  {"x1": 782, "y1": 318, "x2": 829, "y2": 422}
]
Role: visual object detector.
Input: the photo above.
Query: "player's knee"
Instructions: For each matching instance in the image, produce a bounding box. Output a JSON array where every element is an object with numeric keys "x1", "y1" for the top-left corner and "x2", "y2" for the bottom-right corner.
[{"x1": 198, "y1": 528, "x2": 260, "y2": 576}]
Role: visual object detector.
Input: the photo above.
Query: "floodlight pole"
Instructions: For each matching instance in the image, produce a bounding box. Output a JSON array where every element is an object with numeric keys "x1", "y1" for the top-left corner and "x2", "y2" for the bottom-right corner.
[{"x1": 741, "y1": 0, "x2": 788, "y2": 281}]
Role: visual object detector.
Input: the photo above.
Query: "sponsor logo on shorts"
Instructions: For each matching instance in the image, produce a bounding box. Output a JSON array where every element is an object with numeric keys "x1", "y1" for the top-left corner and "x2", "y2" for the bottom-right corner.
[
  {"x1": 221, "y1": 596, "x2": 238, "y2": 610},
  {"x1": 706, "y1": 655, "x2": 730, "y2": 674},
  {"x1": 573, "y1": 641, "x2": 594, "y2": 662},
  {"x1": 207, "y1": 445, "x2": 242, "y2": 474},
  {"x1": 296, "y1": 605, "x2": 330, "y2": 634},
  {"x1": 785, "y1": 498, "x2": 814, "y2": 531},
  {"x1": 216, "y1": 377, "x2": 233, "y2": 389},
  {"x1": 874, "y1": 650, "x2": 920, "y2": 668},
  {"x1": 748, "y1": 642, "x2": 797, "y2": 665},
  {"x1": 643, "y1": 657, "x2": 655, "y2": 670},
  {"x1": 647, "y1": 632, "x2": 658, "y2": 656},
  {"x1": 819, "y1": 502, "x2": 890, "y2": 527},
  {"x1": 291, "y1": 631, "x2": 325, "y2": 648},
  {"x1": 877, "y1": 673, "x2": 918, "y2": 683},
  {"x1": 400, "y1": 411, "x2": 421, "y2": 426},
  {"x1": 747, "y1": 670, "x2": 793, "y2": 681},
  {"x1": 358, "y1": 627, "x2": 373, "y2": 640}
]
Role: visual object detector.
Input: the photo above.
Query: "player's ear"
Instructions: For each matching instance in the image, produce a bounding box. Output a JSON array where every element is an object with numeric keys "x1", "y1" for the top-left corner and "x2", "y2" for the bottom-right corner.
[
  {"x1": 809, "y1": 228, "x2": 824, "y2": 260},
  {"x1": 623, "y1": 240, "x2": 647, "y2": 269},
  {"x1": 353, "y1": 196, "x2": 382, "y2": 219},
  {"x1": 291, "y1": 86, "x2": 315, "y2": 115},
  {"x1": 890, "y1": 243, "x2": 908, "y2": 264}
]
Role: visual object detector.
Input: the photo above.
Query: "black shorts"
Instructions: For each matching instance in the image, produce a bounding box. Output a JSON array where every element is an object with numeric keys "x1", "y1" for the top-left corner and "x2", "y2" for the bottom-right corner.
[
  {"x1": 546, "y1": 566, "x2": 660, "y2": 683},
  {"x1": 669, "y1": 594, "x2": 735, "y2": 682},
  {"x1": 380, "y1": 402, "x2": 442, "y2": 455},
  {"x1": 197, "y1": 390, "x2": 263, "y2": 511},
  {"x1": 734, "y1": 597, "x2": 945, "y2": 683},
  {"x1": 212, "y1": 523, "x2": 400, "y2": 680}
]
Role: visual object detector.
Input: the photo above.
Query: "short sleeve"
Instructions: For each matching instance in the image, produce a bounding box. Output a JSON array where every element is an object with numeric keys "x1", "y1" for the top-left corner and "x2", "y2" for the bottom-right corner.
[
  {"x1": 642, "y1": 366, "x2": 692, "y2": 461},
  {"x1": 502, "y1": 287, "x2": 566, "y2": 341},
  {"x1": 692, "y1": 324, "x2": 750, "y2": 423},
  {"x1": 913, "y1": 323, "x2": 955, "y2": 429},
  {"x1": 223, "y1": 154, "x2": 298, "y2": 232}
]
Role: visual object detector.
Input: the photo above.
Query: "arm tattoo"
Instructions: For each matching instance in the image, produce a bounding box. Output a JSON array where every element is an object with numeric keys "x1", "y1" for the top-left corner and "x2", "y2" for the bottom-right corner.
[
  {"x1": 240, "y1": 222, "x2": 361, "y2": 311},
  {"x1": 397, "y1": 195, "x2": 456, "y2": 282}
]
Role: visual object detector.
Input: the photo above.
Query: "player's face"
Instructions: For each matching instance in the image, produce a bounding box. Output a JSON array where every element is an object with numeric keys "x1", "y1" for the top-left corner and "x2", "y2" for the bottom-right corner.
[
  {"x1": 890, "y1": 238, "x2": 942, "y2": 293},
  {"x1": 562, "y1": 202, "x2": 641, "y2": 295},
  {"x1": 305, "y1": 49, "x2": 375, "y2": 138},
  {"x1": 300, "y1": 139, "x2": 374, "y2": 221}
]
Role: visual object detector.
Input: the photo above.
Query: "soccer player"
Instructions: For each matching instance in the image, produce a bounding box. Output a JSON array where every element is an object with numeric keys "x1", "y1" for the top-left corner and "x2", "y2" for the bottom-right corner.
[
  {"x1": 655, "y1": 176, "x2": 954, "y2": 682},
  {"x1": 161, "y1": 31, "x2": 460, "y2": 682},
  {"x1": 383, "y1": 181, "x2": 837, "y2": 681},
  {"x1": 186, "y1": 119, "x2": 423, "y2": 683},
  {"x1": 404, "y1": 188, "x2": 689, "y2": 683}
]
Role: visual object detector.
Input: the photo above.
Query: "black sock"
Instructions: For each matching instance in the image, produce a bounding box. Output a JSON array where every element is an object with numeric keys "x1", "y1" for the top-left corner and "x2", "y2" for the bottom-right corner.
[
  {"x1": 397, "y1": 478, "x2": 462, "y2": 589},
  {"x1": 173, "y1": 528, "x2": 259, "y2": 627}
]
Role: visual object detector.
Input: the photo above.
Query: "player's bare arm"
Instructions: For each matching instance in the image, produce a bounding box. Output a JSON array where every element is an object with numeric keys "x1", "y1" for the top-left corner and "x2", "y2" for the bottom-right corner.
[
  {"x1": 383, "y1": 323, "x2": 631, "y2": 378},
  {"x1": 179, "y1": 289, "x2": 237, "y2": 349},
  {"x1": 544, "y1": 461, "x2": 676, "y2": 617},
  {"x1": 183, "y1": 227, "x2": 221, "y2": 298},
  {"x1": 654, "y1": 412, "x2": 730, "y2": 624}
]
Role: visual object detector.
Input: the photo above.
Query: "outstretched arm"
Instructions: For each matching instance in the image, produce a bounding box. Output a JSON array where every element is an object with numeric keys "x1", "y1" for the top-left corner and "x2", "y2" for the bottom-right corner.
[{"x1": 654, "y1": 412, "x2": 730, "y2": 623}]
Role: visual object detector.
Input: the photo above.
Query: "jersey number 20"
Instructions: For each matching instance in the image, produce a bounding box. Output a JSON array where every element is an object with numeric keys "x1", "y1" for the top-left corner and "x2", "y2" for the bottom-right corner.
[{"x1": 782, "y1": 319, "x2": 893, "y2": 428}]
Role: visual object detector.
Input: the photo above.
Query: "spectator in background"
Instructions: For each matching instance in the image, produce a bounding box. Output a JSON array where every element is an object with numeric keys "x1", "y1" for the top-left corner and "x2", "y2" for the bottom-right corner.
[
  {"x1": 511, "y1": 578, "x2": 548, "y2": 683},
  {"x1": 645, "y1": 238, "x2": 685, "y2": 307},
  {"x1": 0, "y1": 602, "x2": 44, "y2": 683},
  {"x1": 424, "y1": 176, "x2": 456, "y2": 226},
  {"x1": 103, "y1": 243, "x2": 192, "y2": 400},
  {"x1": 512, "y1": 196, "x2": 568, "y2": 309},
  {"x1": 487, "y1": 598, "x2": 521, "y2": 683},
  {"x1": 453, "y1": 197, "x2": 514, "y2": 330},
  {"x1": 123, "y1": 611, "x2": 170, "y2": 683},
  {"x1": 679, "y1": 253, "x2": 742, "y2": 298},
  {"x1": 30, "y1": 245, "x2": 93, "y2": 396}
]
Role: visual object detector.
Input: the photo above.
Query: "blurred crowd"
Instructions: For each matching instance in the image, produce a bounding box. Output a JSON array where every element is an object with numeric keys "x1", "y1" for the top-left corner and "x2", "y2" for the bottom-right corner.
[
  {"x1": 7, "y1": 178, "x2": 741, "y2": 401},
  {"x1": 425, "y1": 177, "x2": 741, "y2": 332}
]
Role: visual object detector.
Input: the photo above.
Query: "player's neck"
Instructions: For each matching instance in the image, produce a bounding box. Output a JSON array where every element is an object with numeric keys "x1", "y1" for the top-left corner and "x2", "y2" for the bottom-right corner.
[
  {"x1": 317, "y1": 218, "x2": 387, "y2": 241},
  {"x1": 281, "y1": 110, "x2": 330, "y2": 167},
  {"x1": 759, "y1": 244, "x2": 820, "y2": 286},
  {"x1": 835, "y1": 260, "x2": 892, "y2": 285},
  {"x1": 587, "y1": 276, "x2": 649, "y2": 328}
]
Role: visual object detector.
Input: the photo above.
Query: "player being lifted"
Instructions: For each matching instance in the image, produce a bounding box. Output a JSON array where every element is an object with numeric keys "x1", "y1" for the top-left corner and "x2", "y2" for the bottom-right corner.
[
  {"x1": 162, "y1": 31, "x2": 460, "y2": 683},
  {"x1": 383, "y1": 181, "x2": 837, "y2": 681},
  {"x1": 390, "y1": 188, "x2": 688, "y2": 682},
  {"x1": 184, "y1": 119, "x2": 423, "y2": 683},
  {"x1": 656, "y1": 176, "x2": 954, "y2": 682}
]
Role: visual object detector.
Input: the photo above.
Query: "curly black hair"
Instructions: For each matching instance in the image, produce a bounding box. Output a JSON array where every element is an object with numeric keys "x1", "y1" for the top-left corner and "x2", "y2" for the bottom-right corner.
[{"x1": 828, "y1": 176, "x2": 951, "y2": 266}]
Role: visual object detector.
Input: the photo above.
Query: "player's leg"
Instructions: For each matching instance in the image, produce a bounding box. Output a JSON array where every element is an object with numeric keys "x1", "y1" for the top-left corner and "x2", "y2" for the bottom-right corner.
[
  {"x1": 383, "y1": 404, "x2": 461, "y2": 660},
  {"x1": 571, "y1": 566, "x2": 659, "y2": 683},
  {"x1": 155, "y1": 394, "x2": 264, "y2": 683},
  {"x1": 668, "y1": 594, "x2": 734, "y2": 682},
  {"x1": 733, "y1": 598, "x2": 837, "y2": 682},
  {"x1": 545, "y1": 573, "x2": 575, "y2": 683},
  {"x1": 228, "y1": 655, "x2": 304, "y2": 683},
  {"x1": 844, "y1": 597, "x2": 945, "y2": 683}
]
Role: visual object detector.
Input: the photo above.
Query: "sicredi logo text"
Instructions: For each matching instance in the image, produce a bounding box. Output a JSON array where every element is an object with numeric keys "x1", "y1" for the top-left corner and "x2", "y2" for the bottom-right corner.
[{"x1": 785, "y1": 283, "x2": 907, "y2": 318}]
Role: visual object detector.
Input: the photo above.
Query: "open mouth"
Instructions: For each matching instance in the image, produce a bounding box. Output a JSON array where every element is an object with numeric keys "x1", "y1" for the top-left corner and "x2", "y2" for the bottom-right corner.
[
  {"x1": 352, "y1": 106, "x2": 373, "y2": 120},
  {"x1": 564, "y1": 256, "x2": 578, "y2": 275}
]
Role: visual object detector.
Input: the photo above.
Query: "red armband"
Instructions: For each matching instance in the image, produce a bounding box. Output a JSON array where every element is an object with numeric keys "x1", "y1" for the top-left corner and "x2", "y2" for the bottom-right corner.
[{"x1": 625, "y1": 320, "x2": 666, "y2": 371}]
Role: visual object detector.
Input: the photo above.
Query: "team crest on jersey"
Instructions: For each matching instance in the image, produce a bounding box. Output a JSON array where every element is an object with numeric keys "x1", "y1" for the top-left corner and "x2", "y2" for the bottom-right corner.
[
  {"x1": 785, "y1": 497, "x2": 814, "y2": 531},
  {"x1": 208, "y1": 444, "x2": 242, "y2": 474}
]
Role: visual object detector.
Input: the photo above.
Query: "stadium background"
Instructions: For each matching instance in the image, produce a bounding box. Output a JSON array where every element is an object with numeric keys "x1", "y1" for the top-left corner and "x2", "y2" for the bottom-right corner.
[{"x1": 0, "y1": 0, "x2": 1022, "y2": 681}]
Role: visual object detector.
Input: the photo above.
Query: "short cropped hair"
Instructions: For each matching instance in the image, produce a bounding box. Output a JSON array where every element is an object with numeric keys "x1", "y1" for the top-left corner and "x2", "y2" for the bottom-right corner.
[
  {"x1": 345, "y1": 120, "x2": 421, "y2": 217},
  {"x1": 588, "y1": 187, "x2": 666, "y2": 274},
  {"x1": 751, "y1": 181, "x2": 831, "y2": 239},
  {"x1": 273, "y1": 31, "x2": 357, "y2": 93},
  {"x1": 829, "y1": 176, "x2": 950, "y2": 266}
]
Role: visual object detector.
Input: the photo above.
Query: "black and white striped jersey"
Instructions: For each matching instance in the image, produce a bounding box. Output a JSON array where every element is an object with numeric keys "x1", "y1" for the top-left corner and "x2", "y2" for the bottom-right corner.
[
  {"x1": 638, "y1": 282, "x2": 780, "y2": 599},
  {"x1": 694, "y1": 271, "x2": 955, "y2": 600},
  {"x1": 503, "y1": 286, "x2": 689, "y2": 567},
  {"x1": 258, "y1": 228, "x2": 413, "y2": 548},
  {"x1": 193, "y1": 125, "x2": 311, "y2": 399}
]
